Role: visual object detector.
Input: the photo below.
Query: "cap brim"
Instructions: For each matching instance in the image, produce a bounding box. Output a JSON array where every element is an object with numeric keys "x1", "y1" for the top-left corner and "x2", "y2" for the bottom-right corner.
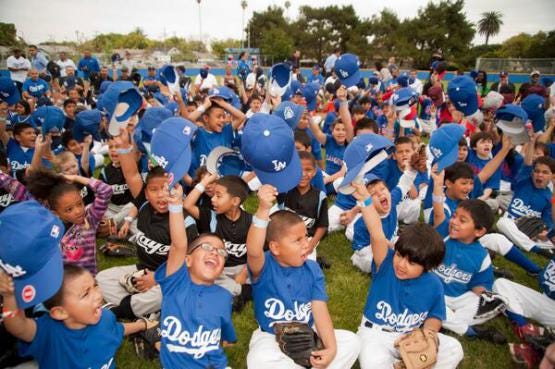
[
  {"x1": 306, "y1": 99, "x2": 317, "y2": 112},
  {"x1": 13, "y1": 248, "x2": 63, "y2": 309},
  {"x1": 253, "y1": 150, "x2": 302, "y2": 193},
  {"x1": 108, "y1": 102, "x2": 131, "y2": 136},
  {"x1": 166, "y1": 146, "x2": 192, "y2": 187},
  {"x1": 435, "y1": 146, "x2": 459, "y2": 172},
  {"x1": 5, "y1": 90, "x2": 20, "y2": 105},
  {"x1": 338, "y1": 150, "x2": 389, "y2": 193},
  {"x1": 338, "y1": 69, "x2": 361, "y2": 88},
  {"x1": 206, "y1": 146, "x2": 235, "y2": 175}
]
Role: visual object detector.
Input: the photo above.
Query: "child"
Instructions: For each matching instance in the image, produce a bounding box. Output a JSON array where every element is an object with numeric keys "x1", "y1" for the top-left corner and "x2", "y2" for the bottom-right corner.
[
  {"x1": 351, "y1": 182, "x2": 463, "y2": 369},
  {"x1": 496, "y1": 133, "x2": 555, "y2": 259},
  {"x1": 245, "y1": 185, "x2": 360, "y2": 368},
  {"x1": 183, "y1": 173, "x2": 252, "y2": 310},
  {"x1": 294, "y1": 130, "x2": 325, "y2": 192},
  {"x1": 295, "y1": 110, "x2": 324, "y2": 169},
  {"x1": 0, "y1": 202, "x2": 153, "y2": 369},
  {"x1": 155, "y1": 183, "x2": 237, "y2": 368},
  {"x1": 191, "y1": 166, "x2": 216, "y2": 210},
  {"x1": 26, "y1": 169, "x2": 113, "y2": 275},
  {"x1": 278, "y1": 151, "x2": 328, "y2": 261},
  {"x1": 61, "y1": 130, "x2": 96, "y2": 177},
  {"x1": 0, "y1": 152, "x2": 31, "y2": 213},
  {"x1": 0, "y1": 121, "x2": 39, "y2": 179},
  {"x1": 54, "y1": 149, "x2": 95, "y2": 205},
  {"x1": 467, "y1": 132, "x2": 501, "y2": 209}
]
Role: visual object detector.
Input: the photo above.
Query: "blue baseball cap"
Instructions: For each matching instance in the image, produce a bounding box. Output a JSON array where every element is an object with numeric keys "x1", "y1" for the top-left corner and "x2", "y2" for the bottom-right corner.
[
  {"x1": 99, "y1": 80, "x2": 113, "y2": 95},
  {"x1": 241, "y1": 113, "x2": 301, "y2": 193},
  {"x1": 338, "y1": 133, "x2": 393, "y2": 192},
  {"x1": 150, "y1": 117, "x2": 197, "y2": 187},
  {"x1": 0, "y1": 77, "x2": 20, "y2": 105},
  {"x1": 206, "y1": 146, "x2": 247, "y2": 177},
  {"x1": 135, "y1": 106, "x2": 173, "y2": 153},
  {"x1": 208, "y1": 86, "x2": 235, "y2": 102},
  {"x1": 334, "y1": 53, "x2": 361, "y2": 88},
  {"x1": 397, "y1": 73, "x2": 410, "y2": 87},
  {"x1": 429, "y1": 123, "x2": 466, "y2": 172},
  {"x1": 100, "y1": 81, "x2": 143, "y2": 136},
  {"x1": 281, "y1": 85, "x2": 293, "y2": 102},
  {"x1": 447, "y1": 76, "x2": 478, "y2": 116},
  {"x1": 390, "y1": 87, "x2": 418, "y2": 111},
  {"x1": 73, "y1": 109, "x2": 103, "y2": 142},
  {"x1": 159, "y1": 64, "x2": 177, "y2": 85},
  {"x1": 272, "y1": 101, "x2": 306, "y2": 129},
  {"x1": 33, "y1": 106, "x2": 65, "y2": 136},
  {"x1": 368, "y1": 76, "x2": 380, "y2": 86},
  {"x1": 0, "y1": 200, "x2": 64, "y2": 309},
  {"x1": 495, "y1": 104, "x2": 529, "y2": 145},
  {"x1": 521, "y1": 94, "x2": 546, "y2": 132},
  {"x1": 164, "y1": 101, "x2": 179, "y2": 115},
  {"x1": 301, "y1": 82, "x2": 320, "y2": 112},
  {"x1": 269, "y1": 63, "x2": 292, "y2": 97}
]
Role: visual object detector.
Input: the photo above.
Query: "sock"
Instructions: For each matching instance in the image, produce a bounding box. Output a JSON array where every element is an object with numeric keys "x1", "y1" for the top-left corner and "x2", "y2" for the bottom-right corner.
[
  {"x1": 505, "y1": 246, "x2": 542, "y2": 274},
  {"x1": 111, "y1": 295, "x2": 136, "y2": 320},
  {"x1": 465, "y1": 326, "x2": 477, "y2": 337},
  {"x1": 506, "y1": 311, "x2": 527, "y2": 327}
]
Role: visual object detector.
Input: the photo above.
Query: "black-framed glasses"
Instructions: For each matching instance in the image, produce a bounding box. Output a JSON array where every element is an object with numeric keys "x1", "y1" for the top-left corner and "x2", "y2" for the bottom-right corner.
[{"x1": 189, "y1": 243, "x2": 228, "y2": 258}]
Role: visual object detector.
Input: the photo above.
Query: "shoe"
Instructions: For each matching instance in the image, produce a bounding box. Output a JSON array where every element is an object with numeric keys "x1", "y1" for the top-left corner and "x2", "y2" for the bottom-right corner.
[
  {"x1": 474, "y1": 291, "x2": 508, "y2": 320},
  {"x1": 317, "y1": 256, "x2": 332, "y2": 269},
  {"x1": 133, "y1": 323, "x2": 161, "y2": 360},
  {"x1": 535, "y1": 248, "x2": 554, "y2": 260},
  {"x1": 492, "y1": 266, "x2": 514, "y2": 280},
  {"x1": 471, "y1": 325, "x2": 507, "y2": 344},
  {"x1": 232, "y1": 284, "x2": 252, "y2": 312},
  {"x1": 514, "y1": 323, "x2": 546, "y2": 341},
  {"x1": 509, "y1": 343, "x2": 541, "y2": 369}
]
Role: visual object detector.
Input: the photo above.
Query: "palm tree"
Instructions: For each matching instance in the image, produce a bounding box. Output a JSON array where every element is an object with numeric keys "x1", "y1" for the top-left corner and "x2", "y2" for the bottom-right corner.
[
  {"x1": 284, "y1": 1, "x2": 291, "y2": 19},
  {"x1": 477, "y1": 11, "x2": 503, "y2": 46}
]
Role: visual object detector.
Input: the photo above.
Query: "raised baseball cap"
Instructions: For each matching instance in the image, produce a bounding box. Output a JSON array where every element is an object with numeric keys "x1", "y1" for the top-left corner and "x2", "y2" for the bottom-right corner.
[
  {"x1": 0, "y1": 200, "x2": 64, "y2": 309},
  {"x1": 272, "y1": 101, "x2": 306, "y2": 129},
  {"x1": 269, "y1": 63, "x2": 292, "y2": 97},
  {"x1": 134, "y1": 106, "x2": 173, "y2": 153},
  {"x1": 301, "y1": 82, "x2": 320, "y2": 112},
  {"x1": 150, "y1": 117, "x2": 197, "y2": 187},
  {"x1": 240, "y1": 113, "x2": 301, "y2": 193},
  {"x1": 334, "y1": 53, "x2": 361, "y2": 88},
  {"x1": 447, "y1": 76, "x2": 479, "y2": 116},
  {"x1": 429, "y1": 123, "x2": 466, "y2": 172},
  {"x1": 495, "y1": 104, "x2": 529, "y2": 145},
  {"x1": 33, "y1": 106, "x2": 65, "y2": 136},
  {"x1": 390, "y1": 87, "x2": 418, "y2": 112},
  {"x1": 73, "y1": 109, "x2": 103, "y2": 142},
  {"x1": 159, "y1": 64, "x2": 180, "y2": 95},
  {"x1": 521, "y1": 94, "x2": 546, "y2": 132},
  {"x1": 482, "y1": 91, "x2": 504, "y2": 111},
  {"x1": 206, "y1": 146, "x2": 247, "y2": 177},
  {"x1": 0, "y1": 77, "x2": 20, "y2": 105},
  {"x1": 100, "y1": 81, "x2": 143, "y2": 136}
]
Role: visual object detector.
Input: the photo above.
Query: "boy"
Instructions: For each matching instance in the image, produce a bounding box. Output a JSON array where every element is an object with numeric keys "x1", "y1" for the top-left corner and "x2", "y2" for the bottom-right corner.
[
  {"x1": 155, "y1": 183, "x2": 237, "y2": 368},
  {"x1": 183, "y1": 173, "x2": 252, "y2": 311},
  {"x1": 496, "y1": 132, "x2": 555, "y2": 259},
  {"x1": 467, "y1": 132, "x2": 501, "y2": 209},
  {"x1": 0, "y1": 121, "x2": 38, "y2": 179},
  {"x1": 0, "y1": 201, "x2": 153, "y2": 369},
  {"x1": 246, "y1": 185, "x2": 360, "y2": 368},
  {"x1": 294, "y1": 130, "x2": 325, "y2": 192},
  {"x1": 278, "y1": 151, "x2": 328, "y2": 261},
  {"x1": 351, "y1": 182, "x2": 463, "y2": 369}
]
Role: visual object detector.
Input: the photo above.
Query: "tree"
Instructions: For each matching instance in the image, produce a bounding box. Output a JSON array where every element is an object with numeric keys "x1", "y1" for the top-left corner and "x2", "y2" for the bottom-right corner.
[
  {"x1": 247, "y1": 6, "x2": 289, "y2": 50},
  {"x1": 478, "y1": 11, "x2": 503, "y2": 46},
  {"x1": 211, "y1": 39, "x2": 242, "y2": 59},
  {"x1": 0, "y1": 23, "x2": 21, "y2": 46},
  {"x1": 259, "y1": 27, "x2": 294, "y2": 63}
]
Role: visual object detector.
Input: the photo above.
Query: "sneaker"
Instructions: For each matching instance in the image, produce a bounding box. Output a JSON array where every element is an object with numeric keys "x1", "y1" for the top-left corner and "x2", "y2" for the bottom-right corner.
[
  {"x1": 232, "y1": 284, "x2": 252, "y2": 313},
  {"x1": 514, "y1": 323, "x2": 546, "y2": 341},
  {"x1": 509, "y1": 343, "x2": 541, "y2": 369},
  {"x1": 317, "y1": 255, "x2": 332, "y2": 270},
  {"x1": 492, "y1": 266, "x2": 514, "y2": 280},
  {"x1": 474, "y1": 292, "x2": 507, "y2": 320},
  {"x1": 471, "y1": 325, "x2": 507, "y2": 344},
  {"x1": 133, "y1": 323, "x2": 161, "y2": 360}
]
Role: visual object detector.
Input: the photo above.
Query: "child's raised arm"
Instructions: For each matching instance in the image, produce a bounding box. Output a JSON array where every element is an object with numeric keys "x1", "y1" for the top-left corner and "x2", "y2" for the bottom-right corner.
[
  {"x1": 478, "y1": 134, "x2": 513, "y2": 184},
  {"x1": 0, "y1": 271, "x2": 37, "y2": 343},
  {"x1": 80, "y1": 135, "x2": 93, "y2": 177},
  {"x1": 114, "y1": 128, "x2": 143, "y2": 198},
  {"x1": 430, "y1": 165, "x2": 446, "y2": 228},
  {"x1": 308, "y1": 115, "x2": 327, "y2": 145},
  {"x1": 183, "y1": 172, "x2": 218, "y2": 220},
  {"x1": 246, "y1": 184, "x2": 277, "y2": 281},
  {"x1": 336, "y1": 86, "x2": 354, "y2": 142},
  {"x1": 166, "y1": 183, "x2": 187, "y2": 277}
]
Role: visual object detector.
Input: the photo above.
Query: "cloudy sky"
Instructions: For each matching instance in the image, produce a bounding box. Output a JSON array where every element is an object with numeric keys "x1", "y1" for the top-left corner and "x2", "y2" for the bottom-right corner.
[{"x1": 1, "y1": 0, "x2": 553, "y2": 46}]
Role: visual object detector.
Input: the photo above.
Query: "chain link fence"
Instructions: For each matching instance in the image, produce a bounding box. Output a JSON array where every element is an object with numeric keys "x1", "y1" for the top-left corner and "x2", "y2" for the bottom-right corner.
[{"x1": 476, "y1": 57, "x2": 555, "y2": 75}]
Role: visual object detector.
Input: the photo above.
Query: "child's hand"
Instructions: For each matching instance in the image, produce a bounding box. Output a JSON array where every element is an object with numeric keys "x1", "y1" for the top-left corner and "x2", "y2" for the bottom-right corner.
[
  {"x1": 83, "y1": 135, "x2": 93, "y2": 147},
  {"x1": 0, "y1": 271, "x2": 15, "y2": 297},
  {"x1": 167, "y1": 183, "x2": 183, "y2": 206},
  {"x1": 351, "y1": 182, "x2": 370, "y2": 202},
  {"x1": 135, "y1": 270, "x2": 156, "y2": 292},
  {"x1": 430, "y1": 164, "x2": 444, "y2": 184},
  {"x1": 118, "y1": 222, "x2": 130, "y2": 238},
  {"x1": 202, "y1": 96, "x2": 212, "y2": 109},
  {"x1": 62, "y1": 173, "x2": 79, "y2": 183},
  {"x1": 336, "y1": 85, "x2": 347, "y2": 101},
  {"x1": 257, "y1": 184, "x2": 277, "y2": 209},
  {"x1": 35, "y1": 134, "x2": 52, "y2": 152},
  {"x1": 200, "y1": 172, "x2": 219, "y2": 186},
  {"x1": 310, "y1": 347, "x2": 336, "y2": 369},
  {"x1": 502, "y1": 133, "x2": 514, "y2": 149}
]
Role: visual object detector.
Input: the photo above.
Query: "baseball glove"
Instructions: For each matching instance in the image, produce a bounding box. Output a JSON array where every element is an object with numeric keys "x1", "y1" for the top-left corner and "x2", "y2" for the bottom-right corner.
[
  {"x1": 119, "y1": 269, "x2": 146, "y2": 294},
  {"x1": 393, "y1": 328, "x2": 439, "y2": 369},
  {"x1": 274, "y1": 322, "x2": 323, "y2": 368},
  {"x1": 474, "y1": 291, "x2": 508, "y2": 320},
  {"x1": 515, "y1": 216, "x2": 547, "y2": 240}
]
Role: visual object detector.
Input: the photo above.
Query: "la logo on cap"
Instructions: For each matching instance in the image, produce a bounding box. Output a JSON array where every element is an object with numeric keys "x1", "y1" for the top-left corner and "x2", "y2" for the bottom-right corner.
[
  {"x1": 152, "y1": 154, "x2": 169, "y2": 169},
  {"x1": 284, "y1": 107, "x2": 294, "y2": 119},
  {"x1": 21, "y1": 285, "x2": 36, "y2": 303},
  {"x1": 50, "y1": 224, "x2": 60, "y2": 238},
  {"x1": 365, "y1": 144, "x2": 373, "y2": 152},
  {"x1": 339, "y1": 69, "x2": 348, "y2": 78},
  {"x1": 431, "y1": 146, "x2": 443, "y2": 158},
  {"x1": 0, "y1": 260, "x2": 27, "y2": 278},
  {"x1": 183, "y1": 126, "x2": 192, "y2": 135},
  {"x1": 272, "y1": 160, "x2": 287, "y2": 172}
]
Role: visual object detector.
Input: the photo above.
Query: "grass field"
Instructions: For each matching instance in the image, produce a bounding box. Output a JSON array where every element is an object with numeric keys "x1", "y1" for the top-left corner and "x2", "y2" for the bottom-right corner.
[{"x1": 97, "y1": 194, "x2": 549, "y2": 369}]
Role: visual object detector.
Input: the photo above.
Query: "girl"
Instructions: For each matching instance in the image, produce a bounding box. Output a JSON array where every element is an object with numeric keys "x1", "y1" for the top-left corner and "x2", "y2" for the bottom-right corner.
[{"x1": 8, "y1": 100, "x2": 33, "y2": 127}]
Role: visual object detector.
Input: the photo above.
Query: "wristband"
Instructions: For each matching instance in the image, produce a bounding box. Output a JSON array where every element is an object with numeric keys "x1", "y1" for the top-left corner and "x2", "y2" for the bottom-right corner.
[
  {"x1": 1, "y1": 308, "x2": 19, "y2": 319},
  {"x1": 194, "y1": 183, "x2": 206, "y2": 193},
  {"x1": 168, "y1": 204, "x2": 183, "y2": 213},
  {"x1": 124, "y1": 216, "x2": 134, "y2": 223},
  {"x1": 196, "y1": 105, "x2": 206, "y2": 114},
  {"x1": 357, "y1": 196, "x2": 373, "y2": 208},
  {"x1": 432, "y1": 194, "x2": 445, "y2": 204},
  {"x1": 252, "y1": 215, "x2": 269, "y2": 229},
  {"x1": 116, "y1": 146, "x2": 133, "y2": 155}
]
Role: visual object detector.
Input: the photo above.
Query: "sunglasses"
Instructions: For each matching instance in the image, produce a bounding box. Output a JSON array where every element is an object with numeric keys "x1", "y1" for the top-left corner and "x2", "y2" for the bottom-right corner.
[{"x1": 189, "y1": 243, "x2": 228, "y2": 258}]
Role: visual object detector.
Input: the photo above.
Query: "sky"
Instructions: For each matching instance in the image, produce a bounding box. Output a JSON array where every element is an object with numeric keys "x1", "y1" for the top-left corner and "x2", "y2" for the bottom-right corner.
[{"x1": 1, "y1": 0, "x2": 553, "y2": 46}]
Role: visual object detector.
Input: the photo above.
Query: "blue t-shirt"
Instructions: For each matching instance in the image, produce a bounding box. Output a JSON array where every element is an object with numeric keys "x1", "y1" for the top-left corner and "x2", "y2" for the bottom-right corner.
[
  {"x1": 433, "y1": 237, "x2": 494, "y2": 297},
  {"x1": 308, "y1": 74, "x2": 324, "y2": 85},
  {"x1": 22, "y1": 78, "x2": 49, "y2": 98},
  {"x1": 77, "y1": 57, "x2": 100, "y2": 79},
  {"x1": 466, "y1": 150, "x2": 500, "y2": 190},
  {"x1": 156, "y1": 262, "x2": 236, "y2": 369},
  {"x1": 363, "y1": 248, "x2": 446, "y2": 333},
  {"x1": 384, "y1": 158, "x2": 403, "y2": 190},
  {"x1": 19, "y1": 310, "x2": 123, "y2": 369},
  {"x1": 250, "y1": 251, "x2": 328, "y2": 333},
  {"x1": 507, "y1": 165, "x2": 553, "y2": 230},
  {"x1": 500, "y1": 151, "x2": 524, "y2": 187},
  {"x1": 324, "y1": 134, "x2": 346, "y2": 175},
  {"x1": 7, "y1": 138, "x2": 34, "y2": 177},
  {"x1": 352, "y1": 187, "x2": 402, "y2": 251},
  {"x1": 311, "y1": 167, "x2": 326, "y2": 193},
  {"x1": 190, "y1": 124, "x2": 235, "y2": 176}
]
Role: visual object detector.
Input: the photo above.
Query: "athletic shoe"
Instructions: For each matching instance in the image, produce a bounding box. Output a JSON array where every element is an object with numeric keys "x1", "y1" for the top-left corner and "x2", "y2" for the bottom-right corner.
[
  {"x1": 471, "y1": 325, "x2": 507, "y2": 344},
  {"x1": 492, "y1": 266, "x2": 514, "y2": 280},
  {"x1": 317, "y1": 255, "x2": 332, "y2": 269},
  {"x1": 514, "y1": 323, "x2": 546, "y2": 341},
  {"x1": 474, "y1": 291, "x2": 507, "y2": 320},
  {"x1": 232, "y1": 284, "x2": 252, "y2": 312},
  {"x1": 509, "y1": 343, "x2": 541, "y2": 369},
  {"x1": 133, "y1": 322, "x2": 161, "y2": 360}
]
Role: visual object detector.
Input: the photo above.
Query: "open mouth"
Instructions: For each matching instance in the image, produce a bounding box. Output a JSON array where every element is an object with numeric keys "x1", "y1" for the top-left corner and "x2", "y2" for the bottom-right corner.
[{"x1": 204, "y1": 257, "x2": 219, "y2": 269}]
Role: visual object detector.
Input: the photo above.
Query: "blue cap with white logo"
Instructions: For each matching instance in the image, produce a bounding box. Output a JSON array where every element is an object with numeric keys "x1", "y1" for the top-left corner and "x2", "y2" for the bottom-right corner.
[
  {"x1": 429, "y1": 123, "x2": 466, "y2": 172},
  {"x1": 334, "y1": 53, "x2": 361, "y2": 88},
  {"x1": 272, "y1": 101, "x2": 306, "y2": 129}
]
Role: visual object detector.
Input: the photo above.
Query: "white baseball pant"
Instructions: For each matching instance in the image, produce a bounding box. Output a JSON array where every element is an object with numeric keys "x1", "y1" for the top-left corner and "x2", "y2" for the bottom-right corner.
[
  {"x1": 357, "y1": 323, "x2": 463, "y2": 369},
  {"x1": 246, "y1": 328, "x2": 360, "y2": 369},
  {"x1": 396, "y1": 197, "x2": 421, "y2": 225},
  {"x1": 493, "y1": 278, "x2": 555, "y2": 328},
  {"x1": 443, "y1": 291, "x2": 499, "y2": 335},
  {"x1": 497, "y1": 214, "x2": 539, "y2": 252},
  {"x1": 479, "y1": 232, "x2": 514, "y2": 256},
  {"x1": 328, "y1": 205, "x2": 356, "y2": 233},
  {"x1": 344, "y1": 214, "x2": 361, "y2": 241},
  {"x1": 351, "y1": 246, "x2": 373, "y2": 274}
]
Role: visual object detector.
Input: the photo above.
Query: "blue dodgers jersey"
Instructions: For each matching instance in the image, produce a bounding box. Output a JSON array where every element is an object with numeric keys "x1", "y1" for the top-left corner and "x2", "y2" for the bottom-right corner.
[
  {"x1": 251, "y1": 251, "x2": 328, "y2": 333},
  {"x1": 384, "y1": 158, "x2": 403, "y2": 190},
  {"x1": 324, "y1": 134, "x2": 346, "y2": 175},
  {"x1": 351, "y1": 187, "x2": 402, "y2": 251},
  {"x1": 22, "y1": 79, "x2": 49, "y2": 97},
  {"x1": 7, "y1": 138, "x2": 34, "y2": 175},
  {"x1": 466, "y1": 151, "x2": 501, "y2": 190},
  {"x1": 433, "y1": 238, "x2": 494, "y2": 297},
  {"x1": 364, "y1": 249, "x2": 446, "y2": 333},
  {"x1": 311, "y1": 167, "x2": 326, "y2": 193},
  {"x1": 189, "y1": 124, "x2": 234, "y2": 175},
  {"x1": 539, "y1": 258, "x2": 555, "y2": 300},
  {"x1": 155, "y1": 262, "x2": 236, "y2": 369},
  {"x1": 19, "y1": 309, "x2": 123, "y2": 369},
  {"x1": 507, "y1": 165, "x2": 553, "y2": 229}
]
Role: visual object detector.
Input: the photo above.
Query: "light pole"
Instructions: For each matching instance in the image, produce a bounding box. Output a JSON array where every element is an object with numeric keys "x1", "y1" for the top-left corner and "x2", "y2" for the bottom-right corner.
[
  {"x1": 241, "y1": 0, "x2": 247, "y2": 49},
  {"x1": 196, "y1": 0, "x2": 202, "y2": 49}
]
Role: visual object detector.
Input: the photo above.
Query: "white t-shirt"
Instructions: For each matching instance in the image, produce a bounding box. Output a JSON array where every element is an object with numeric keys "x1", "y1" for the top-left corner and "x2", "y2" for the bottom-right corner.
[
  {"x1": 6, "y1": 56, "x2": 31, "y2": 83},
  {"x1": 194, "y1": 73, "x2": 218, "y2": 90},
  {"x1": 121, "y1": 59, "x2": 136, "y2": 72},
  {"x1": 56, "y1": 59, "x2": 77, "y2": 77}
]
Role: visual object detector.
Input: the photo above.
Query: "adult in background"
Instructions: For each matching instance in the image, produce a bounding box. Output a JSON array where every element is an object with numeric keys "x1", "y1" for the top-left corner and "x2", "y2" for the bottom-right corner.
[
  {"x1": 6, "y1": 48, "x2": 30, "y2": 92},
  {"x1": 56, "y1": 51, "x2": 76, "y2": 77},
  {"x1": 517, "y1": 70, "x2": 548, "y2": 101},
  {"x1": 194, "y1": 65, "x2": 218, "y2": 93},
  {"x1": 289, "y1": 49, "x2": 301, "y2": 69},
  {"x1": 324, "y1": 48, "x2": 341, "y2": 78},
  {"x1": 237, "y1": 51, "x2": 251, "y2": 84},
  {"x1": 27, "y1": 45, "x2": 48, "y2": 76},
  {"x1": 121, "y1": 50, "x2": 136, "y2": 72},
  {"x1": 78, "y1": 50, "x2": 100, "y2": 81}
]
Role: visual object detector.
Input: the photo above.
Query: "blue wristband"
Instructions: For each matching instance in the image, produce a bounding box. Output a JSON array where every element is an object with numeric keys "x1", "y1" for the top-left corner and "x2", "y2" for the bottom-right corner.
[
  {"x1": 252, "y1": 215, "x2": 269, "y2": 229},
  {"x1": 168, "y1": 204, "x2": 183, "y2": 213},
  {"x1": 357, "y1": 196, "x2": 373, "y2": 208}
]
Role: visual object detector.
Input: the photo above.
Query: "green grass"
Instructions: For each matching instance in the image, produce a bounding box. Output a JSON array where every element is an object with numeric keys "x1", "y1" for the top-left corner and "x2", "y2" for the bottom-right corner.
[{"x1": 98, "y1": 195, "x2": 548, "y2": 369}]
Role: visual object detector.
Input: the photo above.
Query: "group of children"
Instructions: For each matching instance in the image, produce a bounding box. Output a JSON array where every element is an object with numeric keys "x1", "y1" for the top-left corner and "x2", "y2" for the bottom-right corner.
[{"x1": 0, "y1": 51, "x2": 554, "y2": 369}]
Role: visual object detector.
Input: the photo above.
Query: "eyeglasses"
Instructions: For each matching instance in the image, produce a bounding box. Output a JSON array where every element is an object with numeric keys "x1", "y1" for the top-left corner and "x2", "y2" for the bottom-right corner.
[{"x1": 190, "y1": 243, "x2": 228, "y2": 258}]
